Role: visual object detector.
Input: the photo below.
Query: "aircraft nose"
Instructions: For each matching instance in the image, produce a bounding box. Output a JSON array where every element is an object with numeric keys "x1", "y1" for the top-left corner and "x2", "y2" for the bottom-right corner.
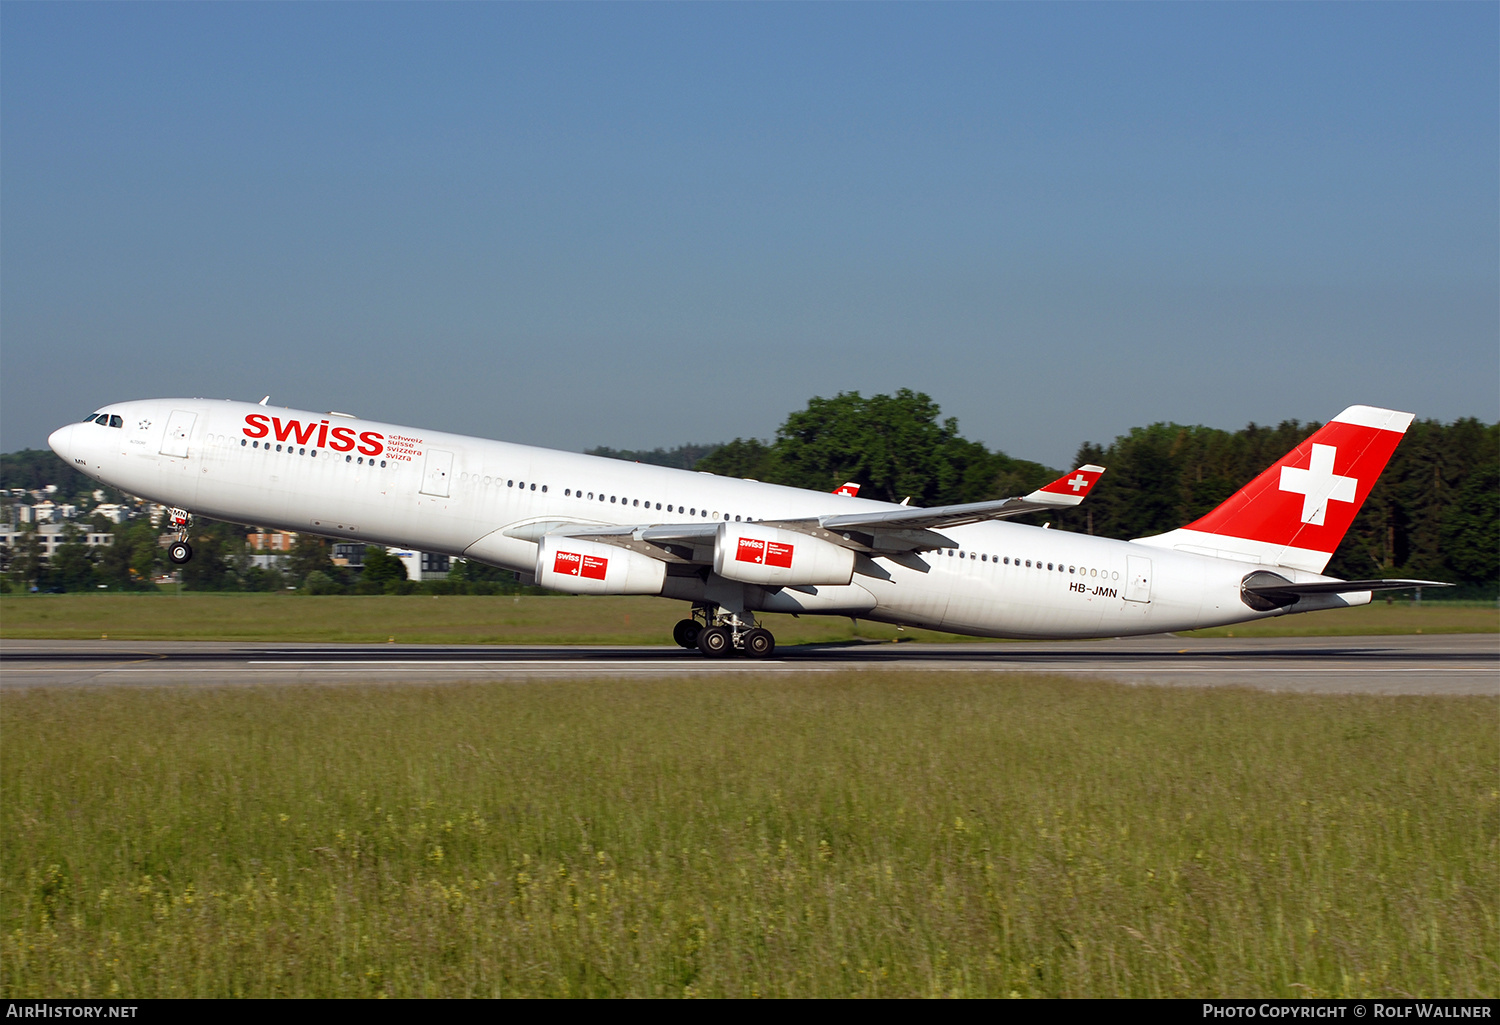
[{"x1": 48, "y1": 424, "x2": 75, "y2": 463}]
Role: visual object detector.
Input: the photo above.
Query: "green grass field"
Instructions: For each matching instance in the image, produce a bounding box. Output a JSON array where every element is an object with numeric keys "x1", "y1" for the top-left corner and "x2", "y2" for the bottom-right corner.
[
  {"x1": 0, "y1": 593, "x2": 1494, "y2": 644},
  {"x1": 3, "y1": 675, "x2": 1495, "y2": 998}
]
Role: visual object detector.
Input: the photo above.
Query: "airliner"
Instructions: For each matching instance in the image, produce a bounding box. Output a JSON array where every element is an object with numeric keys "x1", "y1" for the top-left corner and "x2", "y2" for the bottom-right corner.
[{"x1": 47, "y1": 400, "x2": 1441, "y2": 657}]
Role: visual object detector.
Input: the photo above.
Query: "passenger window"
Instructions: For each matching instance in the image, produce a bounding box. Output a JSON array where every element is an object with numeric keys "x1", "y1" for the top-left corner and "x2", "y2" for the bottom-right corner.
[
  {"x1": 541, "y1": 485, "x2": 547, "y2": 493},
  {"x1": 980, "y1": 554, "x2": 987, "y2": 562},
  {"x1": 530, "y1": 483, "x2": 536, "y2": 491},
  {"x1": 299, "y1": 448, "x2": 305, "y2": 455},
  {"x1": 240, "y1": 439, "x2": 247, "y2": 447},
  {"x1": 565, "y1": 489, "x2": 571, "y2": 496},
  {"x1": 633, "y1": 499, "x2": 639, "y2": 507},
  {"x1": 345, "y1": 455, "x2": 352, "y2": 462},
  {"x1": 276, "y1": 444, "x2": 283, "y2": 452},
  {"x1": 1025, "y1": 560, "x2": 1031, "y2": 567},
  {"x1": 508, "y1": 480, "x2": 514, "y2": 487},
  {"x1": 610, "y1": 496, "x2": 616, "y2": 503},
  {"x1": 655, "y1": 503, "x2": 661, "y2": 511}
]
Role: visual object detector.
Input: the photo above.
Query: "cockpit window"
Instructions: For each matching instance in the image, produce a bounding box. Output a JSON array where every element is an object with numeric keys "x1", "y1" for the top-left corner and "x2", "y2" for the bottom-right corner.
[
  {"x1": 83, "y1": 413, "x2": 101, "y2": 423},
  {"x1": 108, "y1": 415, "x2": 123, "y2": 428}
]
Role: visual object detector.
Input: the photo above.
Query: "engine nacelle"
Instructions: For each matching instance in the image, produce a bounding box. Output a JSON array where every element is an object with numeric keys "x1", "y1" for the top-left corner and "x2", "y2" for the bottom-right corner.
[
  {"x1": 535, "y1": 536, "x2": 666, "y2": 595},
  {"x1": 713, "y1": 523, "x2": 855, "y2": 587}
]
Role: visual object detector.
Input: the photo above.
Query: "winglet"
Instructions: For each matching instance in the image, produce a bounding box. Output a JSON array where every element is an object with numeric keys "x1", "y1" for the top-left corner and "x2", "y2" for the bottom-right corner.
[
  {"x1": 1025, "y1": 464, "x2": 1106, "y2": 507},
  {"x1": 833, "y1": 482, "x2": 861, "y2": 497}
]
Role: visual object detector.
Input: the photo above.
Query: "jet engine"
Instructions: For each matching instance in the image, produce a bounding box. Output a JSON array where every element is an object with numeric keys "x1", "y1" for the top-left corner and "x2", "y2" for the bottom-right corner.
[
  {"x1": 713, "y1": 523, "x2": 855, "y2": 587},
  {"x1": 535, "y1": 536, "x2": 666, "y2": 595}
]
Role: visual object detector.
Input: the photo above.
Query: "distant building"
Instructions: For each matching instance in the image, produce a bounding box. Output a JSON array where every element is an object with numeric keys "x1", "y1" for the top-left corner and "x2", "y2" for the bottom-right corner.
[
  {"x1": 331, "y1": 543, "x2": 365, "y2": 568},
  {"x1": 0, "y1": 524, "x2": 114, "y2": 561},
  {"x1": 247, "y1": 530, "x2": 296, "y2": 552},
  {"x1": 385, "y1": 547, "x2": 449, "y2": 581}
]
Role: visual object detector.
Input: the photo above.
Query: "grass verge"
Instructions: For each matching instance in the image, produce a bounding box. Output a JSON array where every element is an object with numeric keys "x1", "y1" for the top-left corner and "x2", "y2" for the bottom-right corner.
[
  {"x1": 3, "y1": 674, "x2": 1495, "y2": 997},
  {"x1": 0, "y1": 593, "x2": 1494, "y2": 644}
]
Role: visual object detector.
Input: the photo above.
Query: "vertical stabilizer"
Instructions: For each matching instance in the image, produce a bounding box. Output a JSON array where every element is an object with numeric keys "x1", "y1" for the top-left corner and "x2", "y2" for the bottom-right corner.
[{"x1": 1132, "y1": 405, "x2": 1414, "y2": 573}]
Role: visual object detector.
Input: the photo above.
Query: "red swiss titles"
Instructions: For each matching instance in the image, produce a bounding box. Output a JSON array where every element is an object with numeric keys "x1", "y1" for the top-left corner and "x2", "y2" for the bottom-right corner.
[{"x1": 243, "y1": 414, "x2": 384, "y2": 456}]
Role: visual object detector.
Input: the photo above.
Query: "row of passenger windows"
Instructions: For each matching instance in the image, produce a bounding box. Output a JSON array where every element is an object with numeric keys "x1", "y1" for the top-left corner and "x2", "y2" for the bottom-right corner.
[
  {"x1": 944, "y1": 548, "x2": 1120, "y2": 580},
  {"x1": 238, "y1": 438, "x2": 387, "y2": 467},
  {"x1": 455, "y1": 471, "x2": 754, "y2": 521}
]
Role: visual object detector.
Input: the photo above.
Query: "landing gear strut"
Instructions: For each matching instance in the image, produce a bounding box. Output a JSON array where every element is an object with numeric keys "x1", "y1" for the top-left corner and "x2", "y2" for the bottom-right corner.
[
  {"x1": 166, "y1": 508, "x2": 194, "y2": 565},
  {"x1": 679, "y1": 603, "x2": 776, "y2": 659}
]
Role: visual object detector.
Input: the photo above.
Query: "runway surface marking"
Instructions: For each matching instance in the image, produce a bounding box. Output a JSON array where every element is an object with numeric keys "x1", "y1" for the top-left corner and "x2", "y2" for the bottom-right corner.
[{"x1": 4, "y1": 635, "x2": 1495, "y2": 695}]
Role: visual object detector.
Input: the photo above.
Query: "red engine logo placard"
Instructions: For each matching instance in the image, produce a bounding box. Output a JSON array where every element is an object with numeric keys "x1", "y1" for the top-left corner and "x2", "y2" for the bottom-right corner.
[
  {"x1": 554, "y1": 550, "x2": 608, "y2": 580},
  {"x1": 735, "y1": 537, "x2": 794, "y2": 568}
]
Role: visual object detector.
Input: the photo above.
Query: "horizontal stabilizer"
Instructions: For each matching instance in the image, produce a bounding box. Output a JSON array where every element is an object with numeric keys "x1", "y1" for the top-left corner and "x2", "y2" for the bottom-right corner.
[
  {"x1": 1240, "y1": 570, "x2": 1451, "y2": 610},
  {"x1": 1243, "y1": 577, "x2": 1452, "y2": 597}
]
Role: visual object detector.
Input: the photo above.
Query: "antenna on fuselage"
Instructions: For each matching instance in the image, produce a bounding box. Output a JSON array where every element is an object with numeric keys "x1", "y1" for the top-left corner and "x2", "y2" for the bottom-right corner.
[{"x1": 258, "y1": 396, "x2": 270, "y2": 406}]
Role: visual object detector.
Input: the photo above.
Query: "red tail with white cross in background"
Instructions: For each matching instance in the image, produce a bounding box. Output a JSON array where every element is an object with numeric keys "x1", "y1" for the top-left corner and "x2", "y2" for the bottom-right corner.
[
  {"x1": 1027, "y1": 464, "x2": 1106, "y2": 506},
  {"x1": 1134, "y1": 405, "x2": 1415, "y2": 573}
]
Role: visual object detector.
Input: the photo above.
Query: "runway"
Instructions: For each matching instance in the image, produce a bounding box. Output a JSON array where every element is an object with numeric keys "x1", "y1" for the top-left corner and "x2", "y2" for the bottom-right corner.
[{"x1": 1, "y1": 634, "x2": 1495, "y2": 695}]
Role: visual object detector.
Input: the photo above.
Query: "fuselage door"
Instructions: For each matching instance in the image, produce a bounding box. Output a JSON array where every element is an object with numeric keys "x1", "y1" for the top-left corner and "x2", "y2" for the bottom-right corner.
[
  {"x1": 420, "y1": 449, "x2": 454, "y2": 497},
  {"x1": 1124, "y1": 555, "x2": 1152, "y2": 603},
  {"x1": 159, "y1": 410, "x2": 197, "y2": 458}
]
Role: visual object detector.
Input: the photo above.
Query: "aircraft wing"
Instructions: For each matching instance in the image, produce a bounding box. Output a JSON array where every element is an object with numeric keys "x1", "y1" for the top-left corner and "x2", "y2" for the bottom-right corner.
[
  {"x1": 500, "y1": 464, "x2": 1106, "y2": 561},
  {"x1": 760, "y1": 464, "x2": 1106, "y2": 553}
]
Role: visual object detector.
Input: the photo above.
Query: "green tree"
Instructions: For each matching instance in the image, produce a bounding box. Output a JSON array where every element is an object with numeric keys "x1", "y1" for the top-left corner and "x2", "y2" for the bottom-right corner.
[
  {"x1": 287, "y1": 535, "x2": 338, "y2": 590},
  {"x1": 1439, "y1": 460, "x2": 1499, "y2": 584},
  {"x1": 586, "y1": 443, "x2": 721, "y2": 470},
  {"x1": 179, "y1": 521, "x2": 244, "y2": 591},
  {"x1": 6, "y1": 525, "x2": 44, "y2": 591},
  {"x1": 697, "y1": 390, "x2": 1052, "y2": 507},
  {"x1": 301, "y1": 570, "x2": 343, "y2": 595},
  {"x1": 356, "y1": 546, "x2": 408, "y2": 594},
  {"x1": 695, "y1": 439, "x2": 775, "y2": 481},
  {"x1": 49, "y1": 525, "x2": 98, "y2": 591},
  {"x1": 92, "y1": 519, "x2": 164, "y2": 590}
]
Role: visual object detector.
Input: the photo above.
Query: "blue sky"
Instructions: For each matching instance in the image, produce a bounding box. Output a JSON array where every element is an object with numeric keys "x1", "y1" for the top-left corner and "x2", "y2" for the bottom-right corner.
[{"x1": 3, "y1": 3, "x2": 1495, "y2": 468}]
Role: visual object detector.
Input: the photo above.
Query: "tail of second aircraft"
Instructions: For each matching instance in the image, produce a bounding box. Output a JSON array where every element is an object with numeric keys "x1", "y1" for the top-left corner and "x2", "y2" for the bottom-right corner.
[{"x1": 1132, "y1": 405, "x2": 1414, "y2": 573}]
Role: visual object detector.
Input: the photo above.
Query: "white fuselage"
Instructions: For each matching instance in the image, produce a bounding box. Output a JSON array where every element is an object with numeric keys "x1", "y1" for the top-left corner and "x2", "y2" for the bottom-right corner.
[{"x1": 49, "y1": 398, "x2": 1365, "y2": 638}]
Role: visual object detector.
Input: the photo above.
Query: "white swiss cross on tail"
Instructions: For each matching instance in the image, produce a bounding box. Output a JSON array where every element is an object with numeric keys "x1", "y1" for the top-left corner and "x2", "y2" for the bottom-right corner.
[{"x1": 1278, "y1": 444, "x2": 1357, "y2": 526}]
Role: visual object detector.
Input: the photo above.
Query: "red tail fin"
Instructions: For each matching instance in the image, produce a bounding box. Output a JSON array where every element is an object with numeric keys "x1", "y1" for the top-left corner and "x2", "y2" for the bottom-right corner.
[{"x1": 1134, "y1": 406, "x2": 1414, "y2": 573}]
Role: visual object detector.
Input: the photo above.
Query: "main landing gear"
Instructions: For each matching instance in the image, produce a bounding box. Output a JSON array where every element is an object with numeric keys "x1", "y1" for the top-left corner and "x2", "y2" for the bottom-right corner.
[
  {"x1": 165, "y1": 508, "x2": 194, "y2": 565},
  {"x1": 673, "y1": 604, "x2": 776, "y2": 659}
]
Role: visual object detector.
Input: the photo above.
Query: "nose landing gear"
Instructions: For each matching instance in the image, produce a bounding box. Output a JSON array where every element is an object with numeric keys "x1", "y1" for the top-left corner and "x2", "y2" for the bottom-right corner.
[
  {"x1": 165, "y1": 508, "x2": 194, "y2": 565},
  {"x1": 678, "y1": 604, "x2": 776, "y2": 659}
]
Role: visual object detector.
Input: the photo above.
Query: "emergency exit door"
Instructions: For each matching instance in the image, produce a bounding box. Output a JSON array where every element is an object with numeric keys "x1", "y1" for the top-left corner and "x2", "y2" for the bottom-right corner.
[
  {"x1": 159, "y1": 410, "x2": 196, "y2": 458},
  {"x1": 420, "y1": 449, "x2": 453, "y2": 497},
  {"x1": 1124, "y1": 556, "x2": 1152, "y2": 603}
]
